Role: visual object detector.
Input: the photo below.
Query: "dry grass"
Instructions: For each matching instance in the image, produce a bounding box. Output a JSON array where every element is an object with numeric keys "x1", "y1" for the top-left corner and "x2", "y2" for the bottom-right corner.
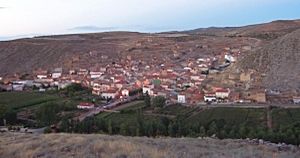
[{"x1": 0, "y1": 133, "x2": 299, "y2": 158}]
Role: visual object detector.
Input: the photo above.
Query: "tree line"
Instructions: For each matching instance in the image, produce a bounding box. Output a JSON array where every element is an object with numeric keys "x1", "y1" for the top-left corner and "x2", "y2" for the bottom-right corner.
[{"x1": 58, "y1": 95, "x2": 300, "y2": 145}]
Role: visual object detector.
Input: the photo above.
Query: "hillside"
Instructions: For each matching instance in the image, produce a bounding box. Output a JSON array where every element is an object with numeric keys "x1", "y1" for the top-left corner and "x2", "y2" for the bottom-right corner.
[
  {"x1": 0, "y1": 133, "x2": 299, "y2": 158},
  {"x1": 188, "y1": 20, "x2": 300, "y2": 39},
  {"x1": 238, "y1": 28, "x2": 300, "y2": 91},
  {"x1": 0, "y1": 20, "x2": 300, "y2": 76}
]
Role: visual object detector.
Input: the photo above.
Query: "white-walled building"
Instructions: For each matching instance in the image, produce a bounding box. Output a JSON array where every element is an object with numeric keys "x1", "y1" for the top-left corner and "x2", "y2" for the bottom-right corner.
[
  {"x1": 215, "y1": 89, "x2": 230, "y2": 99},
  {"x1": 177, "y1": 94, "x2": 186, "y2": 103},
  {"x1": 204, "y1": 93, "x2": 217, "y2": 102},
  {"x1": 12, "y1": 84, "x2": 24, "y2": 91},
  {"x1": 101, "y1": 89, "x2": 119, "y2": 99},
  {"x1": 90, "y1": 71, "x2": 102, "y2": 79},
  {"x1": 143, "y1": 85, "x2": 154, "y2": 95},
  {"x1": 121, "y1": 89, "x2": 130, "y2": 96}
]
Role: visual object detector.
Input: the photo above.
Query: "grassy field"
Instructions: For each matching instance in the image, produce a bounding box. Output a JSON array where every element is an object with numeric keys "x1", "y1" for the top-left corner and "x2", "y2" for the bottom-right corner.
[
  {"x1": 0, "y1": 92, "x2": 61, "y2": 110},
  {"x1": 1, "y1": 133, "x2": 299, "y2": 158}
]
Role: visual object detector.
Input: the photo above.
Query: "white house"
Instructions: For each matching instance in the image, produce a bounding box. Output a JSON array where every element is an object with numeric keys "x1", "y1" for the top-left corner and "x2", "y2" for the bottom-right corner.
[
  {"x1": 13, "y1": 80, "x2": 34, "y2": 87},
  {"x1": 121, "y1": 89, "x2": 130, "y2": 96},
  {"x1": 225, "y1": 54, "x2": 236, "y2": 63},
  {"x1": 215, "y1": 89, "x2": 230, "y2": 99},
  {"x1": 52, "y1": 68, "x2": 63, "y2": 79},
  {"x1": 52, "y1": 72, "x2": 62, "y2": 79},
  {"x1": 204, "y1": 94, "x2": 217, "y2": 102},
  {"x1": 12, "y1": 84, "x2": 24, "y2": 91},
  {"x1": 293, "y1": 97, "x2": 300, "y2": 104},
  {"x1": 90, "y1": 71, "x2": 102, "y2": 79},
  {"x1": 37, "y1": 74, "x2": 48, "y2": 79},
  {"x1": 177, "y1": 94, "x2": 186, "y2": 103},
  {"x1": 143, "y1": 86, "x2": 154, "y2": 95},
  {"x1": 101, "y1": 89, "x2": 119, "y2": 99}
]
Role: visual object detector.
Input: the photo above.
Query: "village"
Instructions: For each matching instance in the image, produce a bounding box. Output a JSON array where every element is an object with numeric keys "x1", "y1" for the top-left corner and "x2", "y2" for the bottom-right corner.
[{"x1": 0, "y1": 45, "x2": 299, "y2": 110}]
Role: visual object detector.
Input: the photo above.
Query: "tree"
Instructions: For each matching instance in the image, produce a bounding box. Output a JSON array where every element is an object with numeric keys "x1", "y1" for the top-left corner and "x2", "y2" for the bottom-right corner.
[
  {"x1": 108, "y1": 120, "x2": 113, "y2": 135},
  {"x1": 4, "y1": 110, "x2": 17, "y2": 125},
  {"x1": 168, "y1": 123, "x2": 176, "y2": 137},
  {"x1": 144, "y1": 94, "x2": 151, "y2": 107},
  {"x1": 152, "y1": 96, "x2": 166, "y2": 108},
  {"x1": 238, "y1": 124, "x2": 247, "y2": 139},
  {"x1": 0, "y1": 105, "x2": 8, "y2": 125},
  {"x1": 199, "y1": 126, "x2": 206, "y2": 137},
  {"x1": 207, "y1": 121, "x2": 218, "y2": 136},
  {"x1": 0, "y1": 105, "x2": 7, "y2": 118},
  {"x1": 120, "y1": 123, "x2": 128, "y2": 135},
  {"x1": 36, "y1": 102, "x2": 60, "y2": 126}
]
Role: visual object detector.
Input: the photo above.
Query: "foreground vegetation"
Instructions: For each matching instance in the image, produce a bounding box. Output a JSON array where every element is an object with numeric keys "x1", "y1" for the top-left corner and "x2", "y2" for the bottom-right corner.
[
  {"x1": 1, "y1": 133, "x2": 299, "y2": 158},
  {"x1": 59, "y1": 96, "x2": 300, "y2": 145},
  {"x1": 0, "y1": 84, "x2": 101, "y2": 127},
  {"x1": 2, "y1": 89, "x2": 300, "y2": 146}
]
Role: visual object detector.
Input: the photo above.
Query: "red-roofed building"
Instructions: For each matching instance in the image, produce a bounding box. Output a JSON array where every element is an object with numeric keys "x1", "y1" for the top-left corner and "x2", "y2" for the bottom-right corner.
[{"x1": 77, "y1": 102, "x2": 95, "y2": 109}]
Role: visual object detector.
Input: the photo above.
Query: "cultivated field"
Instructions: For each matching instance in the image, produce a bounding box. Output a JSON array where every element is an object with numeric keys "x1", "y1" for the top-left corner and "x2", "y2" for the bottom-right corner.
[{"x1": 0, "y1": 92, "x2": 60, "y2": 110}]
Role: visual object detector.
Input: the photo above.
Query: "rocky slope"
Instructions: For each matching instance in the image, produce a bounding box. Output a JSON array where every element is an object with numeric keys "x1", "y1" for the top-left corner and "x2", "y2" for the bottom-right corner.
[
  {"x1": 239, "y1": 28, "x2": 300, "y2": 91},
  {"x1": 0, "y1": 133, "x2": 299, "y2": 158}
]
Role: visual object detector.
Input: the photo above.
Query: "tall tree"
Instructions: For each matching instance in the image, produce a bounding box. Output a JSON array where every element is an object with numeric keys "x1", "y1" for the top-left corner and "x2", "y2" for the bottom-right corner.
[
  {"x1": 144, "y1": 94, "x2": 151, "y2": 107},
  {"x1": 108, "y1": 120, "x2": 113, "y2": 135},
  {"x1": 152, "y1": 96, "x2": 166, "y2": 108}
]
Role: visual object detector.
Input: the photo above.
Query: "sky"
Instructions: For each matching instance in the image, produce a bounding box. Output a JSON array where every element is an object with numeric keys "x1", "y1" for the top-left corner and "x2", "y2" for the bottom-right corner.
[{"x1": 0, "y1": 0, "x2": 300, "y2": 40}]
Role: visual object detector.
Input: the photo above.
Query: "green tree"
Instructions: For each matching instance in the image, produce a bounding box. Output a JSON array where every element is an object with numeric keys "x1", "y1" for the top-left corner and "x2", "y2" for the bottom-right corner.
[
  {"x1": 4, "y1": 110, "x2": 17, "y2": 125},
  {"x1": 248, "y1": 128, "x2": 257, "y2": 139},
  {"x1": 152, "y1": 96, "x2": 166, "y2": 108},
  {"x1": 0, "y1": 105, "x2": 7, "y2": 119},
  {"x1": 144, "y1": 94, "x2": 151, "y2": 107},
  {"x1": 207, "y1": 121, "x2": 218, "y2": 136},
  {"x1": 199, "y1": 126, "x2": 206, "y2": 137},
  {"x1": 36, "y1": 102, "x2": 61, "y2": 126},
  {"x1": 120, "y1": 123, "x2": 128, "y2": 135},
  {"x1": 238, "y1": 124, "x2": 247, "y2": 139},
  {"x1": 0, "y1": 105, "x2": 8, "y2": 125},
  {"x1": 108, "y1": 120, "x2": 113, "y2": 135}
]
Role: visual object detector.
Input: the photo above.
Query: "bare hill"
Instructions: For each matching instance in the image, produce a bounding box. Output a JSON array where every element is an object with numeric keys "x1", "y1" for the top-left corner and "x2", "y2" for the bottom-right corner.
[
  {"x1": 0, "y1": 133, "x2": 299, "y2": 158},
  {"x1": 239, "y1": 29, "x2": 300, "y2": 90},
  {"x1": 188, "y1": 20, "x2": 300, "y2": 39},
  {"x1": 0, "y1": 32, "x2": 257, "y2": 75}
]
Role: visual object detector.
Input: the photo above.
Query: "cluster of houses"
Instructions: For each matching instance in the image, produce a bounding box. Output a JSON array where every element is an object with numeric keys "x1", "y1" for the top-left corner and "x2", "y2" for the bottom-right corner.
[
  {"x1": 0, "y1": 46, "x2": 299, "y2": 106},
  {"x1": 0, "y1": 68, "x2": 72, "y2": 92}
]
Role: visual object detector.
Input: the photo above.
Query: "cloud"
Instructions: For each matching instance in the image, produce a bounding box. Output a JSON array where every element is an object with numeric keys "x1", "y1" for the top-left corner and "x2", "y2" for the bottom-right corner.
[{"x1": 0, "y1": 7, "x2": 6, "y2": 9}]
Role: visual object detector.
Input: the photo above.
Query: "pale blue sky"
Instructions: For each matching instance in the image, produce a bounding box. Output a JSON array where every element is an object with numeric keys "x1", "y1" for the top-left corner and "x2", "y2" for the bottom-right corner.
[{"x1": 0, "y1": 0, "x2": 300, "y2": 40}]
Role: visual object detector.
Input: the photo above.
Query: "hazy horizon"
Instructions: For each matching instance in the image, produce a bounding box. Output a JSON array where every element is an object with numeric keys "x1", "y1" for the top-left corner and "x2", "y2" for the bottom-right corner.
[{"x1": 1, "y1": 0, "x2": 300, "y2": 41}]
